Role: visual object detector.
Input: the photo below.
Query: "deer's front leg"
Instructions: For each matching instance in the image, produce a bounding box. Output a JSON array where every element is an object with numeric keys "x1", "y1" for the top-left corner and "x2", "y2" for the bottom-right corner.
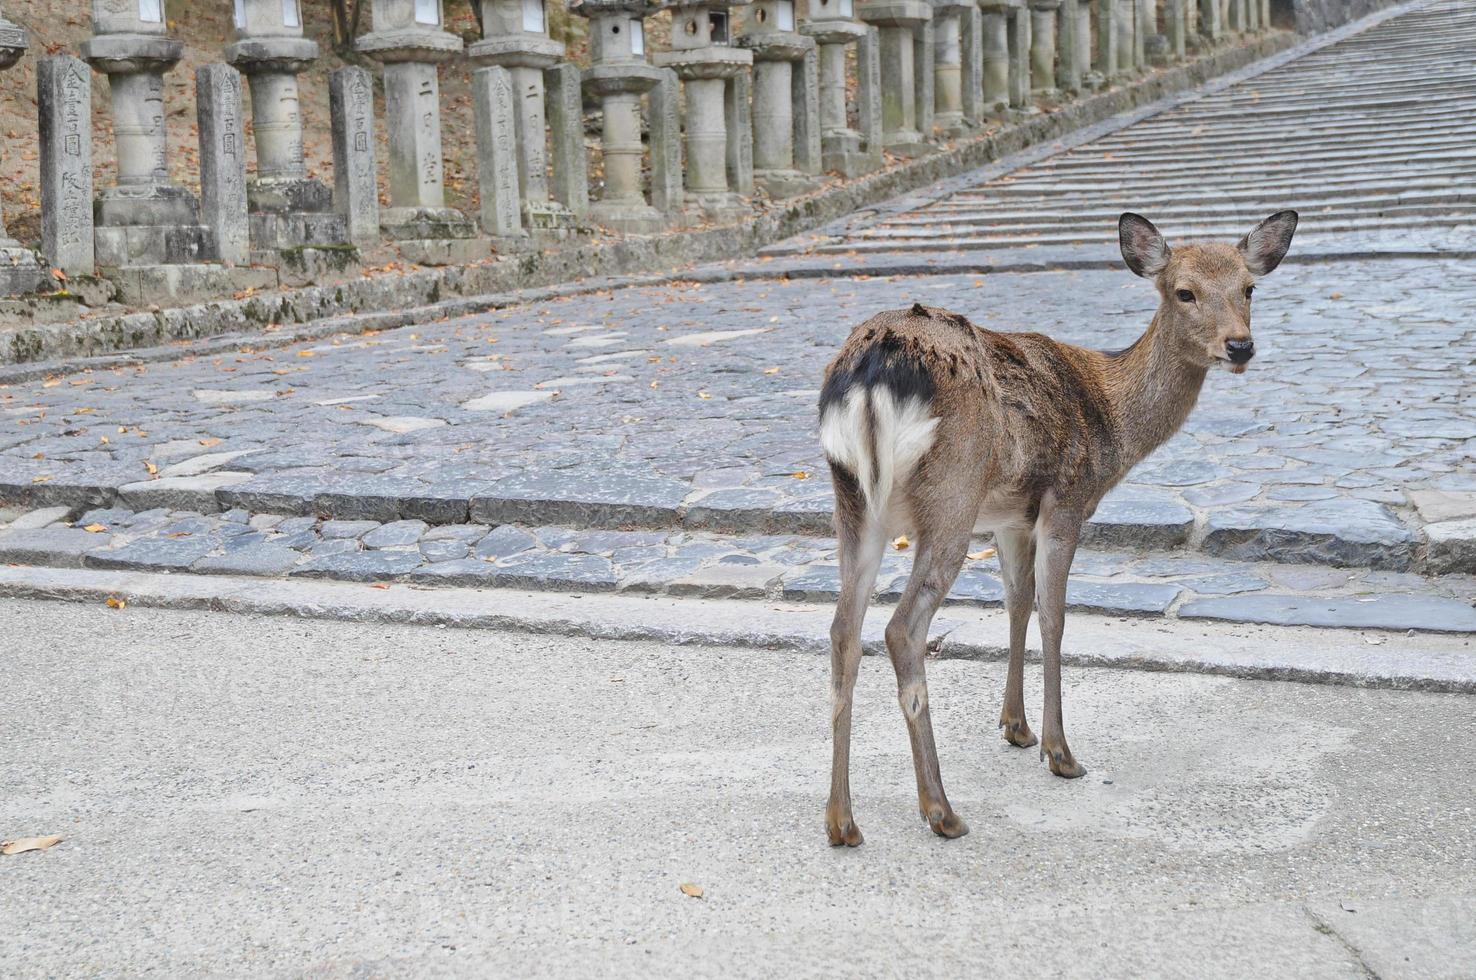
[
  {"x1": 993, "y1": 526, "x2": 1038, "y2": 749},
  {"x1": 1034, "y1": 511, "x2": 1086, "y2": 779}
]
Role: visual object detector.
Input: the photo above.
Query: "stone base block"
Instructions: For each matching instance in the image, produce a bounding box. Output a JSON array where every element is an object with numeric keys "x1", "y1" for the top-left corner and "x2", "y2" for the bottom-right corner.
[
  {"x1": 381, "y1": 207, "x2": 478, "y2": 242},
  {"x1": 95, "y1": 224, "x2": 217, "y2": 267},
  {"x1": 1080, "y1": 70, "x2": 1108, "y2": 91},
  {"x1": 687, "y1": 191, "x2": 750, "y2": 224},
  {"x1": 248, "y1": 176, "x2": 334, "y2": 215},
  {"x1": 249, "y1": 211, "x2": 351, "y2": 251},
  {"x1": 588, "y1": 201, "x2": 670, "y2": 236},
  {"x1": 523, "y1": 200, "x2": 581, "y2": 238},
  {"x1": 754, "y1": 170, "x2": 823, "y2": 200},
  {"x1": 0, "y1": 246, "x2": 48, "y2": 297},
  {"x1": 1147, "y1": 34, "x2": 1173, "y2": 65},
  {"x1": 883, "y1": 139, "x2": 940, "y2": 157},
  {"x1": 251, "y1": 244, "x2": 361, "y2": 287},
  {"x1": 392, "y1": 238, "x2": 493, "y2": 267},
  {"x1": 95, "y1": 183, "x2": 200, "y2": 227},
  {"x1": 101, "y1": 263, "x2": 277, "y2": 307}
]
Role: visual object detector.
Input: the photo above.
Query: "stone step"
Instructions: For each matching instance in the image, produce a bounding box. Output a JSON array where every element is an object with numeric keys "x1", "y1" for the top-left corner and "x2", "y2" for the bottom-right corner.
[{"x1": 0, "y1": 505, "x2": 1471, "y2": 633}]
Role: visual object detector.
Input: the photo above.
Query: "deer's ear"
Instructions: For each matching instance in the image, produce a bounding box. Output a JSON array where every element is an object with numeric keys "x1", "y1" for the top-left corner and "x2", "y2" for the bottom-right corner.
[
  {"x1": 1119, "y1": 213, "x2": 1171, "y2": 278},
  {"x1": 1239, "y1": 210, "x2": 1298, "y2": 275}
]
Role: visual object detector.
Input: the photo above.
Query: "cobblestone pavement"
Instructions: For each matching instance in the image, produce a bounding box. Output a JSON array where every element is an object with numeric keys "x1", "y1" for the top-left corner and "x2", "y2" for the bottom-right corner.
[
  {"x1": 797, "y1": 1, "x2": 1476, "y2": 256},
  {"x1": 1, "y1": 3, "x2": 1472, "y2": 629}
]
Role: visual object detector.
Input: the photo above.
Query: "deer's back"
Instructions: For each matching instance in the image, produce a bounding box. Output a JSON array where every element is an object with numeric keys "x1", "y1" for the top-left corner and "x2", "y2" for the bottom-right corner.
[{"x1": 820, "y1": 305, "x2": 1126, "y2": 509}]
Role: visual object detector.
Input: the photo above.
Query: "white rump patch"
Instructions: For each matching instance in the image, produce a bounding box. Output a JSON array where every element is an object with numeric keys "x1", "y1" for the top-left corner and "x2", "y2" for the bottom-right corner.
[{"x1": 820, "y1": 386, "x2": 938, "y2": 519}]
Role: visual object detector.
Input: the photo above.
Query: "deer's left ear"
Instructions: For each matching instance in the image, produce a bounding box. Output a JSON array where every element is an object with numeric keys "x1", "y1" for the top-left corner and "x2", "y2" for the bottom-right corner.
[{"x1": 1239, "y1": 210, "x2": 1298, "y2": 275}]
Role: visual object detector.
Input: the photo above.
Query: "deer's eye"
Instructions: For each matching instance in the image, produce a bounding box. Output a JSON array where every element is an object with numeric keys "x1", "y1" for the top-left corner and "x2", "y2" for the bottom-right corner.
[
  {"x1": 1175, "y1": 289, "x2": 1195, "y2": 303},
  {"x1": 1245, "y1": 285, "x2": 1255, "y2": 299}
]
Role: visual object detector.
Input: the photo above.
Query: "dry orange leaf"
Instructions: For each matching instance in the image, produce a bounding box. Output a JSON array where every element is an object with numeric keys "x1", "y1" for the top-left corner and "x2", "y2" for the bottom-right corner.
[
  {"x1": 370, "y1": 583, "x2": 391, "y2": 590},
  {"x1": 762, "y1": 367, "x2": 781, "y2": 375},
  {"x1": 893, "y1": 535, "x2": 910, "y2": 550},
  {"x1": 105, "y1": 596, "x2": 126, "y2": 610},
  {"x1": 1, "y1": 835, "x2": 63, "y2": 856},
  {"x1": 697, "y1": 391, "x2": 712, "y2": 400},
  {"x1": 296, "y1": 350, "x2": 315, "y2": 358},
  {"x1": 679, "y1": 883, "x2": 704, "y2": 899},
  {"x1": 967, "y1": 548, "x2": 997, "y2": 561},
  {"x1": 82, "y1": 523, "x2": 107, "y2": 533},
  {"x1": 144, "y1": 460, "x2": 158, "y2": 476},
  {"x1": 790, "y1": 471, "x2": 809, "y2": 480},
  {"x1": 31, "y1": 475, "x2": 52, "y2": 484},
  {"x1": 199, "y1": 437, "x2": 223, "y2": 447}
]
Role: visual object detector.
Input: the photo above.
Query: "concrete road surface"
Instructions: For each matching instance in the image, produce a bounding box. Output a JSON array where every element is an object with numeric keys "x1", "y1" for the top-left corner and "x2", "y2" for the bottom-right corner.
[{"x1": 1, "y1": 598, "x2": 1472, "y2": 977}]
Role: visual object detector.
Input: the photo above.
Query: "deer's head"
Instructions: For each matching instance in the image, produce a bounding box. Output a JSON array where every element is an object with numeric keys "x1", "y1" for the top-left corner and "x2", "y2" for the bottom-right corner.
[{"x1": 1118, "y1": 211, "x2": 1298, "y2": 375}]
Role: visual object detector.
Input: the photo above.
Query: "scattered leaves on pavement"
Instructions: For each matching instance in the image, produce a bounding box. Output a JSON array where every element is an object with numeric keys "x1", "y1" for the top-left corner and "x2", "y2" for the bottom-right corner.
[{"x1": 1, "y1": 835, "x2": 63, "y2": 856}]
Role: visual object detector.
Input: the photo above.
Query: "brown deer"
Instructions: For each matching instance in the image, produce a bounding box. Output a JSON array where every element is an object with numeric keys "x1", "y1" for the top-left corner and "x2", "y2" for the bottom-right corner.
[{"x1": 818, "y1": 211, "x2": 1298, "y2": 846}]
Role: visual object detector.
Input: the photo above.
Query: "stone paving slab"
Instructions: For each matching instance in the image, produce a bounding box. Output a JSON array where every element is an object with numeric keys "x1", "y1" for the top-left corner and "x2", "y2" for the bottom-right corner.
[
  {"x1": 0, "y1": 505, "x2": 1471, "y2": 633},
  {"x1": 1, "y1": 260, "x2": 1471, "y2": 574}
]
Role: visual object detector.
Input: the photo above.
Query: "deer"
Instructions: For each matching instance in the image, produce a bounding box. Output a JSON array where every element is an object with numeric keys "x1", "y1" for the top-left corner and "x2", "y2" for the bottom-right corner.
[{"x1": 817, "y1": 211, "x2": 1299, "y2": 846}]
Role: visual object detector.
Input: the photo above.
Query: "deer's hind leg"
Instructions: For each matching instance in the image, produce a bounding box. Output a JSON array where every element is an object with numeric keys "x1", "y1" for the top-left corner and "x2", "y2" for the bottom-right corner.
[
  {"x1": 826, "y1": 464, "x2": 887, "y2": 847},
  {"x1": 994, "y1": 525, "x2": 1038, "y2": 748},
  {"x1": 884, "y1": 482, "x2": 981, "y2": 840}
]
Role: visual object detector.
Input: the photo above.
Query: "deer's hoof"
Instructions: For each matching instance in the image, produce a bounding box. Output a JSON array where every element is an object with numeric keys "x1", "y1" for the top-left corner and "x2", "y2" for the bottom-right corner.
[
  {"x1": 999, "y1": 717, "x2": 1038, "y2": 748},
  {"x1": 827, "y1": 816, "x2": 864, "y2": 847},
  {"x1": 1041, "y1": 744, "x2": 1087, "y2": 779},
  {"x1": 925, "y1": 807, "x2": 970, "y2": 839}
]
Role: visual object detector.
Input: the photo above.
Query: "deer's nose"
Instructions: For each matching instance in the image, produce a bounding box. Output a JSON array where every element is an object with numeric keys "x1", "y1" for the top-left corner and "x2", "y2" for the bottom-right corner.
[{"x1": 1225, "y1": 339, "x2": 1255, "y2": 364}]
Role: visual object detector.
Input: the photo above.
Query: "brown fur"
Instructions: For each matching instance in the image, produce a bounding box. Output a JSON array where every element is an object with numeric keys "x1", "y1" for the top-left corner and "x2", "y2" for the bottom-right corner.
[{"x1": 820, "y1": 212, "x2": 1298, "y2": 847}]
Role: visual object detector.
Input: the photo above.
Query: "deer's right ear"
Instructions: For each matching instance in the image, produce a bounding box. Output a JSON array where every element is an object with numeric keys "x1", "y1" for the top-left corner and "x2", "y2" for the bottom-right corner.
[{"x1": 1118, "y1": 213, "x2": 1171, "y2": 278}]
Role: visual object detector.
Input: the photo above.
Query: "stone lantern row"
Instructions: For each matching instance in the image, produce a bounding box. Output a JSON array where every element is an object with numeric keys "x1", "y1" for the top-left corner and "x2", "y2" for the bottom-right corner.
[{"x1": 2, "y1": 0, "x2": 1266, "y2": 298}]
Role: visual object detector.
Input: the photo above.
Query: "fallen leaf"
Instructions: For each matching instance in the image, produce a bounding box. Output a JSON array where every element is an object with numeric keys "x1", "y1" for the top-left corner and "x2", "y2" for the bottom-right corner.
[
  {"x1": 82, "y1": 523, "x2": 107, "y2": 533},
  {"x1": 31, "y1": 475, "x2": 52, "y2": 484},
  {"x1": 967, "y1": 548, "x2": 997, "y2": 561},
  {"x1": 1, "y1": 835, "x2": 63, "y2": 856},
  {"x1": 697, "y1": 391, "x2": 712, "y2": 400},
  {"x1": 762, "y1": 367, "x2": 781, "y2": 375},
  {"x1": 144, "y1": 461, "x2": 158, "y2": 476},
  {"x1": 105, "y1": 596, "x2": 126, "y2": 610},
  {"x1": 894, "y1": 535, "x2": 910, "y2": 550},
  {"x1": 199, "y1": 437, "x2": 223, "y2": 447},
  {"x1": 296, "y1": 350, "x2": 315, "y2": 358},
  {"x1": 370, "y1": 583, "x2": 391, "y2": 590},
  {"x1": 790, "y1": 471, "x2": 809, "y2": 480},
  {"x1": 679, "y1": 883, "x2": 704, "y2": 899}
]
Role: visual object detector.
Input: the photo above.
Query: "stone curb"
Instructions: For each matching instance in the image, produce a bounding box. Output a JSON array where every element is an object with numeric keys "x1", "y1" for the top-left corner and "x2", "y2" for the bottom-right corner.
[
  {"x1": 1, "y1": 565, "x2": 1471, "y2": 692},
  {"x1": 0, "y1": 30, "x2": 1300, "y2": 373}
]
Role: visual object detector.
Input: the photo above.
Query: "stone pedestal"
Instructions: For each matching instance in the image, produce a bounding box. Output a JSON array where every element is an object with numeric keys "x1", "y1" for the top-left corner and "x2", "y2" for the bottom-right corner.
[
  {"x1": 81, "y1": 2, "x2": 215, "y2": 273},
  {"x1": 195, "y1": 64, "x2": 250, "y2": 266},
  {"x1": 575, "y1": 0, "x2": 672, "y2": 233},
  {"x1": 468, "y1": 0, "x2": 581, "y2": 236},
  {"x1": 2, "y1": 14, "x2": 47, "y2": 294},
  {"x1": 1006, "y1": 3, "x2": 1031, "y2": 109},
  {"x1": 930, "y1": 0, "x2": 972, "y2": 135},
  {"x1": 859, "y1": 0, "x2": 935, "y2": 154},
  {"x1": 739, "y1": 1, "x2": 820, "y2": 198},
  {"x1": 978, "y1": 0, "x2": 1017, "y2": 115},
  {"x1": 653, "y1": 0, "x2": 755, "y2": 221},
  {"x1": 359, "y1": 0, "x2": 484, "y2": 265},
  {"x1": 801, "y1": 8, "x2": 873, "y2": 176},
  {"x1": 1028, "y1": 0, "x2": 1059, "y2": 98},
  {"x1": 226, "y1": 0, "x2": 354, "y2": 268},
  {"x1": 329, "y1": 66, "x2": 380, "y2": 248}
]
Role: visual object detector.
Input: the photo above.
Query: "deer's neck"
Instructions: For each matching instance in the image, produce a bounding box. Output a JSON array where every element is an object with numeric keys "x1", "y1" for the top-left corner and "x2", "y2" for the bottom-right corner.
[{"x1": 1105, "y1": 313, "x2": 1208, "y2": 468}]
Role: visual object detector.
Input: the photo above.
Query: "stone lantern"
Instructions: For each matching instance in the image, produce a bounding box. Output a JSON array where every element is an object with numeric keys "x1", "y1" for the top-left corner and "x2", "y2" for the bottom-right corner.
[
  {"x1": 81, "y1": 0, "x2": 214, "y2": 269},
  {"x1": 654, "y1": 0, "x2": 755, "y2": 219},
  {"x1": 468, "y1": 0, "x2": 578, "y2": 233},
  {"x1": 226, "y1": 0, "x2": 351, "y2": 258},
  {"x1": 358, "y1": 0, "x2": 482, "y2": 262},
  {"x1": 573, "y1": 0, "x2": 676, "y2": 233},
  {"x1": 858, "y1": 0, "x2": 934, "y2": 154},
  {"x1": 800, "y1": 0, "x2": 876, "y2": 177},
  {"x1": 737, "y1": 0, "x2": 819, "y2": 198},
  {"x1": 0, "y1": 4, "x2": 44, "y2": 295}
]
